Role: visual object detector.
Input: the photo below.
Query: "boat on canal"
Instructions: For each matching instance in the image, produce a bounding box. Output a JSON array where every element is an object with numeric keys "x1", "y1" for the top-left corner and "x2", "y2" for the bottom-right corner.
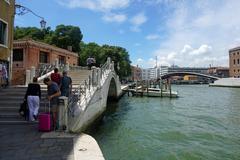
[{"x1": 127, "y1": 87, "x2": 178, "y2": 98}]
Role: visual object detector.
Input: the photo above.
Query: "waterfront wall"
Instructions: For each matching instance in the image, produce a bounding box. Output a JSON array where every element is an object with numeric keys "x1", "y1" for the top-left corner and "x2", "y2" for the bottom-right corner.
[
  {"x1": 209, "y1": 78, "x2": 240, "y2": 87},
  {"x1": 68, "y1": 71, "x2": 122, "y2": 133}
]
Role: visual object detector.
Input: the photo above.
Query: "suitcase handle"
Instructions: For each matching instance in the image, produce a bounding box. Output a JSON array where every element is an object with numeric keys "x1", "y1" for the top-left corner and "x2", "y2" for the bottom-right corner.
[{"x1": 45, "y1": 100, "x2": 51, "y2": 113}]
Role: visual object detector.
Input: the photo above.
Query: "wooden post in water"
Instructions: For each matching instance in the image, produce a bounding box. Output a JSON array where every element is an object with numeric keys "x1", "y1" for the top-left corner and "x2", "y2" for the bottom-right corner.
[
  {"x1": 147, "y1": 80, "x2": 149, "y2": 96},
  {"x1": 169, "y1": 79, "x2": 172, "y2": 98},
  {"x1": 160, "y1": 79, "x2": 163, "y2": 97}
]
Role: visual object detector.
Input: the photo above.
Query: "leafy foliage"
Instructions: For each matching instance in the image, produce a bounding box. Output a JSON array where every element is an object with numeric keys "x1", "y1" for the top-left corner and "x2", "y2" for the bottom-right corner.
[
  {"x1": 79, "y1": 42, "x2": 131, "y2": 78},
  {"x1": 14, "y1": 25, "x2": 83, "y2": 52}
]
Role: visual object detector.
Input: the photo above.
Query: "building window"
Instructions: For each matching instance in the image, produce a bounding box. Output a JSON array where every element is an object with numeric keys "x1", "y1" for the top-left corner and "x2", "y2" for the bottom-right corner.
[
  {"x1": 13, "y1": 49, "x2": 24, "y2": 61},
  {"x1": 238, "y1": 59, "x2": 240, "y2": 64},
  {"x1": 234, "y1": 59, "x2": 236, "y2": 65},
  {"x1": 238, "y1": 52, "x2": 239, "y2": 55},
  {"x1": 0, "y1": 20, "x2": 7, "y2": 46},
  {"x1": 59, "y1": 55, "x2": 66, "y2": 65},
  {"x1": 234, "y1": 69, "x2": 235, "y2": 72},
  {"x1": 233, "y1": 53, "x2": 235, "y2": 56},
  {"x1": 39, "y1": 51, "x2": 48, "y2": 63}
]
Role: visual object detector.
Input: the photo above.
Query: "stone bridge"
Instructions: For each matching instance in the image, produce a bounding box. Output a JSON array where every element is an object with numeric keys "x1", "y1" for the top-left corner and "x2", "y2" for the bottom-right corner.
[
  {"x1": 65, "y1": 58, "x2": 122, "y2": 133},
  {"x1": 160, "y1": 72, "x2": 220, "y2": 80}
]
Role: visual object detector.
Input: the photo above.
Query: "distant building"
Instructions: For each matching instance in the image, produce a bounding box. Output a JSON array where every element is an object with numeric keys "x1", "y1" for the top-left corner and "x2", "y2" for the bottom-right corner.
[
  {"x1": 183, "y1": 75, "x2": 198, "y2": 81},
  {"x1": 12, "y1": 39, "x2": 79, "y2": 85},
  {"x1": 229, "y1": 47, "x2": 240, "y2": 77},
  {"x1": 159, "y1": 66, "x2": 168, "y2": 76},
  {"x1": 141, "y1": 67, "x2": 158, "y2": 80},
  {"x1": 131, "y1": 65, "x2": 142, "y2": 81},
  {"x1": 0, "y1": 0, "x2": 15, "y2": 85},
  {"x1": 207, "y1": 67, "x2": 229, "y2": 78},
  {"x1": 168, "y1": 67, "x2": 208, "y2": 74}
]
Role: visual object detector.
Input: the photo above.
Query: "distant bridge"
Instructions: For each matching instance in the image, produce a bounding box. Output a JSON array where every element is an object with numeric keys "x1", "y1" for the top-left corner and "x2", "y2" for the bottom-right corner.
[{"x1": 160, "y1": 72, "x2": 220, "y2": 80}]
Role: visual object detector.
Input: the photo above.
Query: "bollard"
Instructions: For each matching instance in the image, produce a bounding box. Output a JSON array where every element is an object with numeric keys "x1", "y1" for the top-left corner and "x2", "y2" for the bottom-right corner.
[
  {"x1": 55, "y1": 58, "x2": 59, "y2": 69},
  {"x1": 30, "y1": 66, "x2": 35, "y2": 82},
  {"x1": 65, "y1": 62, "x2": 69, "y2": 71},
  {"x1": 25, "y1": 70, "x2": 31, "y2": 85},
  {"x1": 58, "y1": 96, "x2": 68, "y2": 131}
]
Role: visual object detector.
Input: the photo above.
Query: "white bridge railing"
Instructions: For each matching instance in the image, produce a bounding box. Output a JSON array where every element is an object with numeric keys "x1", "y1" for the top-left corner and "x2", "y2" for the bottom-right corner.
[{"x1": 68, "y1": 57, "x2": 115, "y2": 117}]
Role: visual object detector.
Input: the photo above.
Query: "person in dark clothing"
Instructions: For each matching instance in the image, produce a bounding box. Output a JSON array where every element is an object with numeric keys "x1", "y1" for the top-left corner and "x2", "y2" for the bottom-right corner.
[
  {"x1": 50, "y1": 68, "x2": 61, "y2": 86},
  {"x1": 25, "y1": 77, "x2": 41, "y2": 121},
  {"x1": 60, "y1": 71, "x2": 72, "y2": 97},
  {"x1": 43, "y1": 77, "x2": 61, "y2": 130}
]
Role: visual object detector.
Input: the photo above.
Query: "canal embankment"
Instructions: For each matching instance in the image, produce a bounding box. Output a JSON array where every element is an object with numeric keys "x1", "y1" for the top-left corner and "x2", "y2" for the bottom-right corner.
[
  {"x1": 0, "y1": 124, "x2": 104, "y2": 160},
  {"x1": 209, "y1": 77, "x2": 240, "y2": 87}
]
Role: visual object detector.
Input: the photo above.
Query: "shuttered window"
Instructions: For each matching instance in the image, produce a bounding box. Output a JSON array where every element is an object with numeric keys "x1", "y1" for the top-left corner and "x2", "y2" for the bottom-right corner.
[{"x1": 0, "y1": 20, "x2": 7, "y2": 46}]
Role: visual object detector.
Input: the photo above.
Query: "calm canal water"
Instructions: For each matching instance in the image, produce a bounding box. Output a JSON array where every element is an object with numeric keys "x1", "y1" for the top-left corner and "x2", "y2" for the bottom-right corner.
[{"x1": 91, "y1": 85, "x2": 240, "y2": 160}]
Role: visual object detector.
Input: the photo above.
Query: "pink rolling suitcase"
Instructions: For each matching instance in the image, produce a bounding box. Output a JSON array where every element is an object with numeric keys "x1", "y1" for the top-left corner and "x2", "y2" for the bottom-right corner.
[{"x1": 38, "y1": 101, "x2": 51, "y2": 132}]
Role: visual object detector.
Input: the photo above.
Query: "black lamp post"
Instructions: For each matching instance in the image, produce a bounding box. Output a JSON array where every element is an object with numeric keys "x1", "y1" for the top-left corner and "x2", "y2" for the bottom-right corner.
[
  {"x1": 40, "y1": 19, "x2": 46, "y2": 30},
  {"x1": 15, "y1": 4, "x2": 46, "y2": 29}
]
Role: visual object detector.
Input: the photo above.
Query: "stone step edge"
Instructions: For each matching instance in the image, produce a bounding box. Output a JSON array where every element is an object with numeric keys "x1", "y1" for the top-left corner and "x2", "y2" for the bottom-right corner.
[
  {"x1": 40, "y1": 132, "x2": 105, "y2": 160},
  {"x1": 0, "y1": 120, "x2": 38, "y2": 125}
]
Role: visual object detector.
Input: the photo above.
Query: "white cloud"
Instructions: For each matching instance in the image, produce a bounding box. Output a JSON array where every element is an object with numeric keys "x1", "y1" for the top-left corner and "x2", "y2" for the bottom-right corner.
[
  {"x1": 102, "y1": 13, "x2": 126, "y2": 23},
  {"x1": 149, "y1": 0, "x2": 240, "y2": 67},
  {"x1": 189, "y1": 45, "x2": 212, "y2": 56},
  {"x1": 146, "y1": 34, "x2": 160, "y2": 40},
  {"x1": 130, "y1": 12, "x2": 147, "y2": 32},
  {"x1": 152, "y1": 44, "x2": 215, "y2": 68},
  {"x1": 132, "y1": 58, "x2": 145, "y2": 67},
  {"x1": 137, "y1": 58, "x2": 144, "y2": 63},
  {"x1": 181, "y1": 44, "x2": 192, "y2": 54},
  {"x1": 58, "y1": 0, "x2": 130, "y2": 24},
  {"x1": 58, "y1": 0, "x2": 130, "y2": 11}
]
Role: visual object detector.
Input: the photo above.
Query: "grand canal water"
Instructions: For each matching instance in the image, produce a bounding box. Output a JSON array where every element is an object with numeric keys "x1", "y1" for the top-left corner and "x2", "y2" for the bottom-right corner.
[{"x1": 91, "y1": 85, "x2": 240, "y2": 160}]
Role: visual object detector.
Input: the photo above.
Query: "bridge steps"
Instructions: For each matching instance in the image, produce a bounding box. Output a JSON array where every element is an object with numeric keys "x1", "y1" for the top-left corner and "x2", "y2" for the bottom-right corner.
[
  {"x1": 0, "y1": 69, "x2": 92, "y2": 125},
  {"x1": 0, "y1": 86, "x2": 48, "y2": 125}
]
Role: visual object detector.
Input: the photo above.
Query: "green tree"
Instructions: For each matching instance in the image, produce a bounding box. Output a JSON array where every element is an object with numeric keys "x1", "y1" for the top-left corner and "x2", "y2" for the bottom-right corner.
[
  {"x1": 50, "y1": 25, "x2": 83, "y2": 52},
  {"x1": 79, "y1": 42, "x2": 101, "y2": 66},
  {"x1": 79, "y1": 43, "x2": 131, "y2": 79},
  {"x1": 14, "y1": 25, "x2": 83, "y2": 53},
  {"x1": 14, "y1": 26, "x2": 45, "y2": 40}
]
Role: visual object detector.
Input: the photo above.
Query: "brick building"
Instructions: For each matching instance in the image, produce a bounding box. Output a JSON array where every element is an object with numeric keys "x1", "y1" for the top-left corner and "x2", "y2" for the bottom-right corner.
[
  {"x1": 207, "y1": 67, "x2": 229, "y2": 78},
  {"x1": 131, "y1": 65, "x2": 142, "y2": 81},
  {"x1": 12, "y1": 39, "x2": 79, "y2": 85},
  {"x1": 229, "y1": 47, "x2": 240, "y2": 77}
]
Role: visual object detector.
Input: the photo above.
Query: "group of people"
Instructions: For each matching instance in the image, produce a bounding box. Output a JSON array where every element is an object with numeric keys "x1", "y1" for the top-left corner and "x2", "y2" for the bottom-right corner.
[{"x1": 23, "y1": 68, "x2": 72, "y2": 130}]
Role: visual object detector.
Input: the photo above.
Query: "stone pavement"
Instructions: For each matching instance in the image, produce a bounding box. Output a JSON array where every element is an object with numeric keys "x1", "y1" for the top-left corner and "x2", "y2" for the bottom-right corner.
[
  {"x1": 0, "y1": 124, "x2": 105, "y2": 160},
  {"x1": 0, "y1": 124, "x2": 74, "y2": 160}
]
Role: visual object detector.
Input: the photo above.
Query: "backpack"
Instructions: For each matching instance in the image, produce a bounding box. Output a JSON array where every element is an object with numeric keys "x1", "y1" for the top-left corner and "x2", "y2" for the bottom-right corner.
[{"x1": 19, "y1": 100, "x2": 29, "y2": 120}]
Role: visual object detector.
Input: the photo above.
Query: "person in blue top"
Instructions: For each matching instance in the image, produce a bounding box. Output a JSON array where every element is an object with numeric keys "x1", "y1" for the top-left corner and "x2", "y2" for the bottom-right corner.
[
  {"x1": 43, "y1": 77, "x2": 61, "y2": 130},
  {"x1": 60, "y1": 71, "x2": 72, "y2": 97}
]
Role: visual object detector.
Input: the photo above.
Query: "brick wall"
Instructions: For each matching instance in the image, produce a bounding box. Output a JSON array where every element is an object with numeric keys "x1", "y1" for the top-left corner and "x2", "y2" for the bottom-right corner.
[
  {"x1": 229, "y1": 49, "x2": 240, "y2": 77},
  {"x1": 12, "y1": 40, "x2": 79, "y2": 85}
]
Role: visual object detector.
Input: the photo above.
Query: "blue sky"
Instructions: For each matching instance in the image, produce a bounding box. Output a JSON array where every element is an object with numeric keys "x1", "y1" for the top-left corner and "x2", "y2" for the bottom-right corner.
[{"x1": 15, "y1": 0, "x2": 240, "y2": 68}]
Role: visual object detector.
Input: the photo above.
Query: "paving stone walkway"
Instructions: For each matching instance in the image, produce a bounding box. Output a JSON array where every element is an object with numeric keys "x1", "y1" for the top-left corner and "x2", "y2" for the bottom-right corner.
[{"x1": 0, "y1": 124, "x2": 74, "y2": 160}]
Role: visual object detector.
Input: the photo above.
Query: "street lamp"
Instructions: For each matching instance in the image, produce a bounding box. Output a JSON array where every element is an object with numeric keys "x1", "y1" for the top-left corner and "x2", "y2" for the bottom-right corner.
[
  {"x1": 15, "y1": 4, "x2": 46, "y2": 29},
  {"x1": 40, "y1": 19, "x2": 46, "y2": 30}
]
